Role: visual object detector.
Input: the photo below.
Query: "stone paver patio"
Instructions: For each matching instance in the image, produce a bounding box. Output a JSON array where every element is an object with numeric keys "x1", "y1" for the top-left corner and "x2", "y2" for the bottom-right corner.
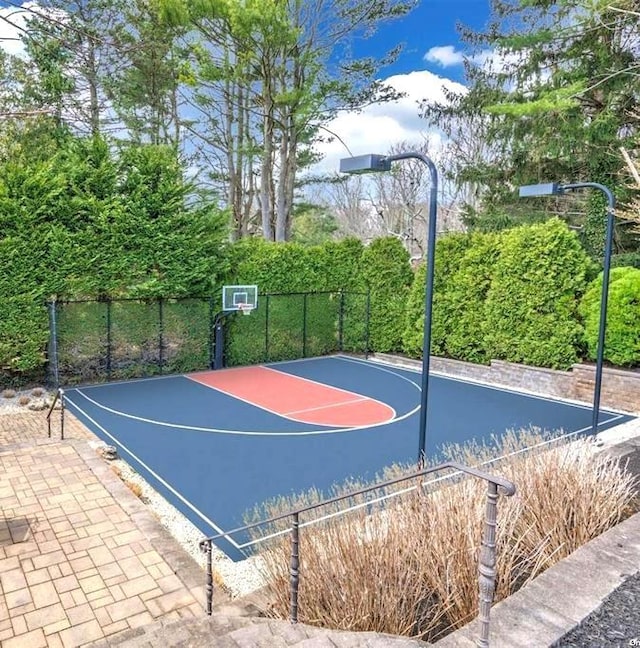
[{"x1": 0, "y1": 410, "x2": 206, "y2": 648}]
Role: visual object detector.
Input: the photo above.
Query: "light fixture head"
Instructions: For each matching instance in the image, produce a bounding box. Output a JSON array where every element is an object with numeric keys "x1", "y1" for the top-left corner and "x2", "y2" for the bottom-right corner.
[
  {"x1": 339, "y1": 154, "x2": 392, "y2": 175},
  {"x1": 518, "y1": 182, "x2": 563, "y2": 197}
]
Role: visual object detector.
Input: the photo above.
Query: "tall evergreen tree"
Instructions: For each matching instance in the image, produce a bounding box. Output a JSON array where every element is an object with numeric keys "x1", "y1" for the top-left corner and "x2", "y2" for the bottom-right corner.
[{"x1": 423, "y1": 0, "x2": 639, "y2": 257}]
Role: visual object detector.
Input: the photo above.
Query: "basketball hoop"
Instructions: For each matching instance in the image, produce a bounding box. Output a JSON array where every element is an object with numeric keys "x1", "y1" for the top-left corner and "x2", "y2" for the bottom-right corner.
[{"x1": 237, "y1": 303, "x2": 253, "y2": 316}]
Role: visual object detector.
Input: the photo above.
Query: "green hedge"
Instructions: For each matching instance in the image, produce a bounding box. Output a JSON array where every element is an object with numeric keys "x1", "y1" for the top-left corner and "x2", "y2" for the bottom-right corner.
[
  {"x1": 579, "y1": 267, "x2": 640, "y2": 366},
  {"x1": 483, "y1": 219, "x2": 590, "y2": 369},
  {"x1": 403, "y1": 220, "x2": 593, "y2": 370},
  {"x1": 0, "y1": 138, "x2": 228, "y2": 385},
  {"x1": 361, "y1": 237, "x2": 413, "y2": 353},
  {"x1": 403, "y1": 233, "x2": 472, "y2": 358},
  {"x1": 444, "y1": 232, "x2": 501, "y2": 364}
]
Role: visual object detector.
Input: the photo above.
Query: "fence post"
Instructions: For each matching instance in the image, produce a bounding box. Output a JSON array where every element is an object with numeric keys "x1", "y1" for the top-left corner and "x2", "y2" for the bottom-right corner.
[
  {"x1": 208, "y1": 297, "x2": 216, "y2": 369},
  {"x1": 364, "y1": 289, "x2": 371, "y2": 359},
  {"x1": 158, "y1": 298, "x2": 164, "y2": 375},
  {"x1": 106, "y1": 300, "x2": 112, "y2": 381},
  {"x1": 338, "y1": 290, "x2": 345, "y2": 352},
  {"x1": 302, "y1": 293, "x2": 308, "y2": 358},
  {"x1": 265, "y1": 294, "x2": 270, "y2": 362},
  {"x1": 290, "y1": 512, "x2": 300, "y2": 624},
  {"x1": 47, "y1": 299, "x2": 60, "y2": 389},
  {"x1": 477, "y1": 480, "x2": 499, "y2": 648}
]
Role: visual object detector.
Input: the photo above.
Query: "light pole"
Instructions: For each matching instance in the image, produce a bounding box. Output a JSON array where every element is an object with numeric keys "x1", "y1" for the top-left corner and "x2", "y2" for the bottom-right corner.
[
  {"x1": 340, "y1": 153, "x2": 438, "y2": 464},
  {"x1": 519, "y1": 182, "x2": 616, "y2": 435}
]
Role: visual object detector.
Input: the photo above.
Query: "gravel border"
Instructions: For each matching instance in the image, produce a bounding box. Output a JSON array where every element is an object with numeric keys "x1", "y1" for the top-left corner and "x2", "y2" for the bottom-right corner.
[
  {"x1": 553, "y1": 571, "x2": 640, "y2": 647},
  {"x1": 87, "y1": 438, "x2": 268, "y2": 599},
  {"x1": 0, "y1": 386, "x2": 53, "y2": 414}
]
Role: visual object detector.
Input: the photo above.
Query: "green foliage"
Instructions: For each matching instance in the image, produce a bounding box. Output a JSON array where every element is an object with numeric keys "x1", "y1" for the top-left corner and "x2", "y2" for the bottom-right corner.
[
  {"x1": 228, "y1": 237, "x2": 364, "y2": 293},
  {"x1": 579, "y1": 267, "x2": 640, "y2": 366},
  {"x1": 404, "y1": 221, "x2": 593, "y2": 369},
  {"x1": 423, "y1": 0, "x2": 639, "y2": 252},
  {"x1": 361, "y1": 237, "x2": 412, "y2": 353},
  {"x1": 483, "y1": 219, "x2": 591, "y2": 369},
  {"x1": 223, "y1": 237, "x2": 367, "y2": 363},
  {"x1": 443, "y1": 232, "x2": 501, "y2": 364},
  {"x1": 0, "y1": 136, "x2": 228, "y2": 384},
  {"x1": 403, "y1": 234, "x2": 472, "y2": 358},
  {"x1": 290, "y1": 203, "x2": 338, "y2": 246}
]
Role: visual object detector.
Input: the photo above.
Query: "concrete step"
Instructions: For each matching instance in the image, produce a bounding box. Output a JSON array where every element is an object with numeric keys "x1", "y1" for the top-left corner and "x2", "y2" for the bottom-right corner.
[{"x1": 87, "y1": 614, "x2": 431, "y2": 648}]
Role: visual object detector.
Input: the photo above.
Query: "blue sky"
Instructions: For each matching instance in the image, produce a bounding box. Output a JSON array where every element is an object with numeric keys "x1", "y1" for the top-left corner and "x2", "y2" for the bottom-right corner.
[
  {"x1": 312, "y1": 2, "x2": 496, "y2": 173},
  {"x1": 0, "y1": 0, "x2": 493, "y2": 172},
  {"x1": 358, "y1": 0, "x2": 492, "y2": 80}
]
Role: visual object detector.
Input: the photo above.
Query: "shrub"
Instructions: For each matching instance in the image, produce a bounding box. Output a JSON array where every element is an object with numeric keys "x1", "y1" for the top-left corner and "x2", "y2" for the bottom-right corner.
[
  {"x1": 250, "y1": 432, "x2": 636, "y2": 641},
  {"x1": 443, "y1": 231, "x2": 501, "y2": 364},
  {"x1": 579, "y1": 266, "x2": 640, "y2": 366},
  {"x1": 403, "y1": 233, "x2": 472, "y2": 358},
  {"x1": 361, "y1": 237, "x2": 413, "y2": 353},
  {"x1": 483, "y1": 219, "x2": 591, "y2": 369}
]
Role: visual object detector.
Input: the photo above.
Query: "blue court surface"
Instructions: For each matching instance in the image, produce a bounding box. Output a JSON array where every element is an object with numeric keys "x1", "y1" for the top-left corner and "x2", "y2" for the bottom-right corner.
[{"x1": 63, "y1": 355, "x2": 633, "y2": 560}]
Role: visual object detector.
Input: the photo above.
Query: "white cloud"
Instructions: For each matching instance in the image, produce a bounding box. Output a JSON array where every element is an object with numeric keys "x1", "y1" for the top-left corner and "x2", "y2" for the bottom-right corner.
[
  {"x1": 0, "y1": 2, "x2": 39, "y2": 57},
  {"x1": 311, "y1": 69, "x2": 467, "y2": 175},
  {"x1": 424, "y1": 44, "x2": 522, "y2": 73},
  {"x1": 424, "y1": 45, "x2": 465, "y2": 68}
]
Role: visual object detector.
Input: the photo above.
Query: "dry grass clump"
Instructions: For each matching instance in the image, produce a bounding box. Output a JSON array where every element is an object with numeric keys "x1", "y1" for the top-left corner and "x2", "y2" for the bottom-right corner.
[
  {"x1": 125, "y1": 481, "x2": 143, "y2": 498},
  {"x1": 31, "y1": 387, "x2": 45, "y2": 397},
  {"x1": 18, "y1": 395, "x2": 31, "y2": 406},
  {"x1": 251, "y1": 431, "x2": 637, "y2": 641},
  {"x1": 2, "y1": 389, "x2": 16, "y2": 399}
]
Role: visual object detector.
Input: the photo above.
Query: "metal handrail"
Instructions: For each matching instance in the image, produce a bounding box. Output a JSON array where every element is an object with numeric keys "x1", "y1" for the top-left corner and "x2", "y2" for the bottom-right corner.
[
  {"x1": 46, "y1": 388, "x2": 64, "y2": 440},
  {"x1": 200, "y1": 461, "x2": 516, "y2": 647}
]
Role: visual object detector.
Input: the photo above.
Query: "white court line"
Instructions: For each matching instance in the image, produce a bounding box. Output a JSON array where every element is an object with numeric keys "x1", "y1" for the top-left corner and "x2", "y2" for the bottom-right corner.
[
  {"x1": 64, "y1": 396, "x2": 242, "y2": 549},
  {"x1": 336, "y1": 355, "x2": 630, "y2": 417},
  {"x1": 285, "y1": 397, "x2": 368, "y2": 416},
  {"x1": 68, "y1": 388, "x2": 418, "y2": 437}
]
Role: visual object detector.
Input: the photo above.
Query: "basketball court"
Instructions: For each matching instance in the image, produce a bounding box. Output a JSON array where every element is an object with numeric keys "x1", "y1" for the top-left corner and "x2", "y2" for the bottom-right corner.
[{"x1": 61, "y1": 353, "x2": 633, "y2": 560}]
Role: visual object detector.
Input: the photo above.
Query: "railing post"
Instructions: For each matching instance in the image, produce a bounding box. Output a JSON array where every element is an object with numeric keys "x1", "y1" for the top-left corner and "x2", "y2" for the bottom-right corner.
[
  {"x1": 60, "y1": 390, "x2": 65, "y2": 441},
  {"x1": 290, "y1": 512, "x2": 300, "y2": 624},
  {"x1": 205, "y1": 540, "x2": 213, "y2": 615},
  {"x1": 477, "y1": 480, "x2": 499, "y2": 648}
]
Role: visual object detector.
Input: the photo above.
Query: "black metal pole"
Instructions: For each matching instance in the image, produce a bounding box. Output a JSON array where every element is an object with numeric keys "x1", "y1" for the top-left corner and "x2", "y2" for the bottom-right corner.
[
  {"x1": 47, "y1": 299, "x2": 60, "y2": 389},
  {"x1": 364, "y1": 289, "x2": 371, "y2": 359},
  {"x1": 208, "y1": 297, "x2": 216, "y2": 369},
  {"x1": 382, "y1": 153, "x2": 439, "y2": 466},
  {"x1": 106, "y1": 300, "x2": 112, "y2": 381},
  {"x1": 338, "y1": 290, "x2": 345, "y2": 352},
  {"x1": 561, "y1": 183, "x2": 615, "y2": 434},
  {"x1": 265, "y1": 294, "x2": 270, "y2": 362},
  {"x1": 302, "y1": 293, "x2": 308, "y2": 358},
  {"x1": 158, "y1": 298, "x2": 164, "y2": 375}
]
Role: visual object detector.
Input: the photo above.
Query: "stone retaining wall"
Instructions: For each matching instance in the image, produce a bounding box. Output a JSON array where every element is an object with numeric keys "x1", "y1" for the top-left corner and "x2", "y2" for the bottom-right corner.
[{"x1": 374, "y1": 354, "x2": 640, "y2": 414}]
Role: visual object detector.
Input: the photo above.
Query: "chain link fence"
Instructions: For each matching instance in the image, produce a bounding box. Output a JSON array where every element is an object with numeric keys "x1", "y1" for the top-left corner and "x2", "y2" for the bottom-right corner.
[{"x1": 48, "y1": 291, "x2": 370, "y2": 387}]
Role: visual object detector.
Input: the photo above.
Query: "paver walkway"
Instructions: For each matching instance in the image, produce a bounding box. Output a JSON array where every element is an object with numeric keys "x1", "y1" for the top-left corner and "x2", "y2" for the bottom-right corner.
[
  {"x1": 1, "y1": 408, "x2": 428, "y2": 648},
  {"x1": 0, "y1": 411, "x2": 205, "y2": 648}
]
